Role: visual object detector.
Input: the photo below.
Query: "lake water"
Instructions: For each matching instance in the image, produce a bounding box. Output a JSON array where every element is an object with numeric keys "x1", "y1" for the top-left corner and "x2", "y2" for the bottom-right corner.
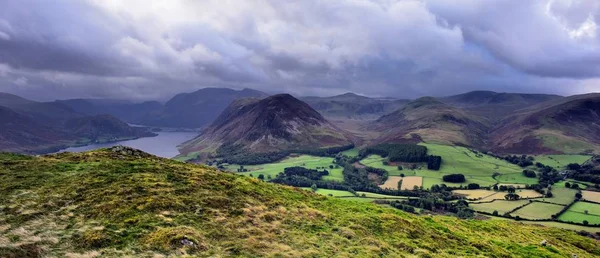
[{"x1": 57, "y1": 131, "x2": 198, "y2": 158}]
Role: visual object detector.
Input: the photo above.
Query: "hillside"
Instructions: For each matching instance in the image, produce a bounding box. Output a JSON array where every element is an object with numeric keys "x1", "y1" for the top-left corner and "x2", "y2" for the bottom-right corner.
[
  {"x1": 139, "y1": 87, "x2": 268, "y2": 128},
  {"x1": 490, "y1": 93, "x2": 600, "y2": 154},
  {"x1": 301, "y1": 93, "x2": 409, "y2": 119},
  {"x1": 0, "y1": 148, "x2": 598, "y2": 257},
  {"x1": 56, "y1": 98, "x2": 163, "y2": 123},
  {"x1": 371, "y1": 97, "x2": 488, "y2": 147},
  {"x1": 441, "y1": 91, "x2": 563, "y2": 124},
  {"x1": 179, "y1": 94, "x2": 352, "y2": 156},
  {"x1": 0, "y1": 92, "x2": 156, "y2": 153}
]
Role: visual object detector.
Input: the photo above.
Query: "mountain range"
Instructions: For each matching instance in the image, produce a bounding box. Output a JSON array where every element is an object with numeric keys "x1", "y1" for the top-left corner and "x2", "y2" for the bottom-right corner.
[{"x1": 0, "y1": 92, "x2": 155, "y2": 153}]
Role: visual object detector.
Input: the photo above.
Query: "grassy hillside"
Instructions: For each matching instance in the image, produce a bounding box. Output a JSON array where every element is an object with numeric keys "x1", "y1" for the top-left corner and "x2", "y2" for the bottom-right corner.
[
  {"x1": 225, "y1": 155, "x2": 344, "y2": 182},
  {"x1": 0, "y1": 148, "x2": 598, "y2": 257}
]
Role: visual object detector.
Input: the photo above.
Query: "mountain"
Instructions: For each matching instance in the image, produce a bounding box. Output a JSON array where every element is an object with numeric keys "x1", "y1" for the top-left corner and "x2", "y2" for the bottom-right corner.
[
  {"x1": 139, "y1": 87, "x2": 268, "y2": 128},
  {"x1": 0, "y1": 148, "x2": 597, "y2": 257},
  {"x1": 371, "y1": 97, "x2": 488, "y2": 147},
  {"x1": 490, "y1": 93, "x2": 600, "y2": 154},
  {"x1": 441, "y1": 91, "x2": 563, "y2": 124},
  {"x1": 301, "y1": 92, "x2": 409, "y2": 120},
  {"x1": 179, "y1": 94, "x2": 352, "y2": 155},
  {"x1": 0, "y1": 92, "x2": 156, "y2": 153},
  {"x1": 56, "y1": 98, "x2": 163, "y2": 123}
]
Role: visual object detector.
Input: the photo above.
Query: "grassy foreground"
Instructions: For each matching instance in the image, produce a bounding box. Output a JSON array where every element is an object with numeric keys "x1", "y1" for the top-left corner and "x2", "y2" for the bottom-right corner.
[{"x1": 0, "y1": 149, "x2": 598, "y2": 257}]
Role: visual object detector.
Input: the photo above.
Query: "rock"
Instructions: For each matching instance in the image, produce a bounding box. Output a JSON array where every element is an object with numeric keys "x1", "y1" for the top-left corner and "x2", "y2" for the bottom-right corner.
[
  {"x1": 540, "y1": 239, "x2": 547, "y2": 246},
  {"x1": 180, "y1": 238, "x2": 195, "y2": 247}
]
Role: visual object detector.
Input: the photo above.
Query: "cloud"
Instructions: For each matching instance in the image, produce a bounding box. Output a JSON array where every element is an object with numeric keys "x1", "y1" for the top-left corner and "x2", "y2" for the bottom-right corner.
[{"x1": 0, "y1": 0, "x2": 599, "y2": 101}]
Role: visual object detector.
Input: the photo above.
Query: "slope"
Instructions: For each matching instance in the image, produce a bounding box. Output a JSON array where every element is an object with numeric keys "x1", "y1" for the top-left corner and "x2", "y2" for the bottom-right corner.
[
  {"x1": 56, "y1": 98, "x2": 163, "y2": 123},
  {"x1": 490, "y1": 93, "x2": 600, "y2": 154},
  {"x1": 179, "y1": 94, "x2": 352, "y2": 155},
  {"x1": 139, "y1": 87, "x2": 268, "y2": 128},
  {"x1": 301, "y1": 92, "x2": 409, "y2": 120},
  {"x1": 371, "y1": 97, "x2": 488, "y2": 147},
  {"x1": 0, "y1": 148, "x2": 597, "y2": 257}
]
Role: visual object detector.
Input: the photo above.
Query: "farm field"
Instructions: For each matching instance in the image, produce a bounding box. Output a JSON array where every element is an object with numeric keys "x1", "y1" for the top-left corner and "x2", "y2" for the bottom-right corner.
[
  {"x1": 534, "y1": 155, "x2": 592, "y2": 169},
  {"x1": 341, "y1": 147, "x2": 360, "y2": 157},
  {"x1": 360, "y1": 143, "x2": 535, "y2": 189},
  {"x1": 301, "y1": 188, "x2": 355, "y2": 197},
  {"x1": 510, "y1": 202, "x2": 564, "y2": 220},
  {"x1": 554, "y1": 180, "x2": 589, "y2": 189},
  {"x1": 581, "y1": 190, "x2": 600, "y2": 203},
  {"x1": 559, "y1": 202, "x2": 600, "y2": 225},
  {"x1": 543, "y1": 187, "x2": 577, "y2": 205},
  {"x1": 489, "y1": 216, "x2": 600, "y2": 232},
  {"x1": 380, "y1": 176, "x2": 402, "y2": 190},
  {"x1": 470, "y1": 200, "x2": 530, "y2": 214},
  {"x1": 456, "y1": 189, "x2": 543, "y2": 201},
  {"x1": 230, "y1": 155, "x2": 344, "y2": 182},
  {"x1": 400, "y1": 176, "x2": 423, "y2": 190},
  {"x1": 453, "y1": 190, "x2": 496, "y2": 200}
]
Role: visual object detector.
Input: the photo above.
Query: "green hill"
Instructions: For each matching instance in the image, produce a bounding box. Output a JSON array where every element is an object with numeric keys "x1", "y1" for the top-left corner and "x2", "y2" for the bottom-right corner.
[{"x1": 0, "y1": 147, "x2": 598, "y2": 257}]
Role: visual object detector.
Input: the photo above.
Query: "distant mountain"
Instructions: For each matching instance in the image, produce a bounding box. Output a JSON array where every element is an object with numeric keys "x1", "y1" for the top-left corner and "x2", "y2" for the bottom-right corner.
[
  {"x1": 0, "y1": 92, "x2": 155, "y2": 153},
  {"x1": 179, "y1": 94, "x2": 352, "y2": 156},
  {"x1": 371, "y1": 97, "x2": 488, "y2": 147},
  {"x1": 490, "y1": 93, "x2": 600, "y2": 154},
  {"x1": 139, "y1": 87, "x2": 268, "y2": 128},
  {"x1": 301, "y1": 92, "x2": 409, "y2": 120},
  {"x1": 440, "y1": 91, "x2": 563, "y2": 124},
  {"x1": 56, "y1": 99, "x2": 162, "y2": 123}
]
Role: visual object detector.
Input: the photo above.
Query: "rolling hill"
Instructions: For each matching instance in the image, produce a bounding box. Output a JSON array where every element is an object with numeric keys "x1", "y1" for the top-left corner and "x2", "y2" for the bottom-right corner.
[
  {"x1": 0, "y1": 148, "x2": 597, "y2": 257},
  {"x1": 371, "y1": 97, "x2": 488, "y2": 147},
  {"x1": 179, "y1": 94, "x2": 353, "y2": 156},
  {"x1": 490, "y1": 93, "x2": 600, "y2": 154},
  {"x1": 139, "y1": 87, "x2": 268, "y2": 128},
  {"x1": 56, "y1": 98, "x2": 163, "y2": 123},
  {"x1": 0, "y1": 92, "x2": 156, "y2": 153},
  {"x1": 301, "y1": 92, "x2": 409, "y2": 120}
]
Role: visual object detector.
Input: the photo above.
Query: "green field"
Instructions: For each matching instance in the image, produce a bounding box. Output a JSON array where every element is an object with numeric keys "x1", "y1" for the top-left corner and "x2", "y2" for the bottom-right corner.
[
  {"x1": 341, "y1": 147, "x2": 360, "y2": 157},
  {"x1": 510, "y1": 202, "x2": 564, "y2": 220},
  {"x1": 489, "y1": 216, "x2": 600, "y2": 232},
  {"x1": 559, "y1": 202, "x2": 600, "y2": 225},
  {"x1": 359, "y1": 144, "x2": 534, "y2": 189},
  {"x1": 534, "y1": 155, "x2": 592, "y2": 169},
  {"x1": 470, "y1": 200, "x2": 530, "y2": 214},
  {"x1": 301, "y1": 188, "x2": 355, "y2": 197},
  {"x1": 228, "y1": 155, "x2": 344, "y2": 181},
  {"x1": 302, "y1": 188, "x2": 410, "y2": 202},
  {"x1": 542, "y1": 187, "x2": 577, "y2": 205}
]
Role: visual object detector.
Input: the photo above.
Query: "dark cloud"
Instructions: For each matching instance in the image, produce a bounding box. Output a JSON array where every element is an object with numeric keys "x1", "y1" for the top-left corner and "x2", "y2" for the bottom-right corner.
[{"x1": 0, "y1": 0, "x2": 599, "y2": 101}]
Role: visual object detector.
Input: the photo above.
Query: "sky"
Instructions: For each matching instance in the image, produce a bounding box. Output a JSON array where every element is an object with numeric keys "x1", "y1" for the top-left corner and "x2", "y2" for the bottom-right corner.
[{"x1": 0, "y1": 0, "x2": 600, "y2": 101}]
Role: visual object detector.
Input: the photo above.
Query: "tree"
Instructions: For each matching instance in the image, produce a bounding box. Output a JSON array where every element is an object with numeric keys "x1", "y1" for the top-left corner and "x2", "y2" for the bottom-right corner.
[
  {"x1": 565, "y1": 182, "x2": 571, "y2": 188},
  {"x1": 442, "y1": 174, "x2": 466, "y2": 183},
  {"x1": 467, "y1": 183, "x2": 480, "y2": 190},
  {"x1": 311, "y1": 184, "x2": 318, "y2": 192},
  {"x1": 546, "y1": 191, "x2": 553, "y2": 198},
  {"x1": 567, "y1": 163, "x2": 581, "y2": 170},
  {"x1": 571, "y1": 183, "x2": 580, "y2": 189},
  {"x1": 585, "y1": 210, "x2": 589, "y2": 215},
  {"x1": 492, "y1": 210, "x2": 499, "y2": 216},
  {"x1": 400, "y1": 173, "x2": 405, "y2": 177},
  {"x1": 397, "y1": 165, "x2": 403, "y2": 171},
  {"x1": 493, "y1": 185, "x2": 499, "y2": 191},
  {"x1": 583, "y1": 220, "x2": 589, "y2": 226},
  {"x1": 507, "y1": 187, "x2": 516, "y2": 194},
  {"x1": 575, "y1": 192, "x2": 583, "y2": 199},
  {"x1": 522, "y1": 169, "x2": 536, "y2": 178},
  {"x1": 258, "y1": 174, "x2": 265, "y2": 180},
  {"x1": 329, "y1": 165, "x2": 334, "y2": 169},
  {"x1": 504, "y1": 193, "x2": 520, "y2": 200},
  {"x1": 267, "y1": 174, "x2": 272, "y2": 180}
]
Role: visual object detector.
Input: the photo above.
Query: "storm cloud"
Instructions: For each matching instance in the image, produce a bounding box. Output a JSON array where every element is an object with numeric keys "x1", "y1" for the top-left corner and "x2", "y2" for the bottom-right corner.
[{"x1": 0, "y1": 0, "x2": 599, "y2": 101}]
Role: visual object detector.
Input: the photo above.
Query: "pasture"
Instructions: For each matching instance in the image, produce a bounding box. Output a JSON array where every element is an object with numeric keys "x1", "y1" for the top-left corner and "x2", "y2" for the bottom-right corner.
[
  {"x1": 452, "y1": 190, "x2": 497, "y2": 200},
  {"x1": 230, "y1": 155, "x2": 344, "y2": 181},
  {"x1": 380, "y1": 176, "x2": 402, "y2": 190},
  {"x1": 581, "y1": 190, "x2": 600, "y2": 203},
  {"x1": 359, "y1": 143, "x2": 535, "y2": 189},
  {"x1": 510, "y1": 202, "x2": 564, "y2": 220},
  {"x1": 470, "y1": 200, "x2": 530, "y2": 214},
  {"x1": 341, "y1": 148, "x2": 360, "y2": 157},
  {"x1": 534, "y1": 155, "x2": 592, "y2": 169},
  {"x1": 559, "y1": 202, "x2": 600, "y2": 225},
  {"x1": 400, "y1": 176, "x2": 423, "y2": 190},
  {"x1": 301, "y1": 188, "x2": 355, "y2": 197},
  {"x1": 543, "y1": 187, "x2": 577, "y2": 205},
  {"x1": 456, "y1": 189, "x2": 542, "y2": 201}
]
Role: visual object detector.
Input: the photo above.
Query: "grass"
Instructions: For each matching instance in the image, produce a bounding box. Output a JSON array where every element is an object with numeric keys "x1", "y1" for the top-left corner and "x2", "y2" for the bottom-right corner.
[
  {"x1": 470, "y1": 200, "x2": 530, "y2": 214},
  {"x1": 534, "y1": 155, "x2": 592, "y2": 169},
  {"x1": 0, "y1": 149, "x2": 598, "y2": 257},
  {"x1": 489, "y1": 216, "x2": 600, "y2": 232},
  {"x1": 559, "y1": 202, "x2": 600, "y2": 225},
  {"x1": 301, "y1": 188, "x2": 355, "y2": 197},
  {"x1": 582, "y1": 190, "x2": 600, "y2": 203},
  {"x1": 554, "y1": 180, "x2": 589, "y2": 189},
  {"x1": 359, "y1": 143, "x2": 534, "y2": 189},
  {"x1": 340, "y1": 147, "x2": 360, "y2": 157},
  {"x1": 543, "y1": 187, "x2": 577, "y2": 205},
  {"x1": 226, "y1": 155, "x2": 344, "y2": 182},
  {"x1": 510, "y1": 202, "x2": 565, "y2": 220}
]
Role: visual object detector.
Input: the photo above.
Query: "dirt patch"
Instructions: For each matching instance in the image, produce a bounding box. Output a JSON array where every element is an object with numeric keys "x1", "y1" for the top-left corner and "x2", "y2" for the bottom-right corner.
[
  {"x1": 582, "y1": 190, "x2": 600, "y2": 203},
  {"x1": 380, "y1": 176, "x2": 402, "y2": 190},
  {"x1": 400, "y1": 176, "x2": 423, "y2": 190}
]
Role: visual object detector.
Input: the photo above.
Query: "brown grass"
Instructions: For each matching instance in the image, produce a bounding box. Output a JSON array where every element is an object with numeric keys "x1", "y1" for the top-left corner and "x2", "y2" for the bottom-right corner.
[
  {"x1": 582, "y1": 190, "x2": 600, "y2": 203},
  {"x1": 380, "y1": 176, "x2": 402, "y2": 190},
  {"x1": 400, "y1": 176, "x2": 422, "y2": 190},
  {"x1": 452, "y1": 190, "x2": 497, "y2": 200}
]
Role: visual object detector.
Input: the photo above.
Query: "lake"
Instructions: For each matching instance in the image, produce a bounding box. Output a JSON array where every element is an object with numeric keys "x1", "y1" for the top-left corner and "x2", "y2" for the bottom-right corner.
[{"x1": 57, "y1": 131, "x2": 198, "y2": 158}]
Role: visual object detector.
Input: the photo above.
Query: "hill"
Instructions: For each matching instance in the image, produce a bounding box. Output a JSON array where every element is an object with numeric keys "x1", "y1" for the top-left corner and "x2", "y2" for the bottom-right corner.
[
  {"x1": 490, "y1": 93, "x2": 600, "y2": 154},
  {"x1": 0, "y1": 93, "x2": 156, "y2": 153},
  {"x1": 56, "y1": 98, "x2": 162, "y2": 123},
  {"x1": 371, "y1": 97, "x2": 488, "y2": 147},
  {"x1": 139, "y1": 87, "x2": 268, "y2": 128},
  {"x1": 179, "y1": 94, "x2": 353, "y2": 156},
  {"x1": 441, "y1": 91, "x2": 563, "y2": 124},
  {"x1": 301, "y1": 92, "x2": 409, "y2": 119},
  {"x1": 0, "y1": 148, "x2": 597, "y2": 257}
]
